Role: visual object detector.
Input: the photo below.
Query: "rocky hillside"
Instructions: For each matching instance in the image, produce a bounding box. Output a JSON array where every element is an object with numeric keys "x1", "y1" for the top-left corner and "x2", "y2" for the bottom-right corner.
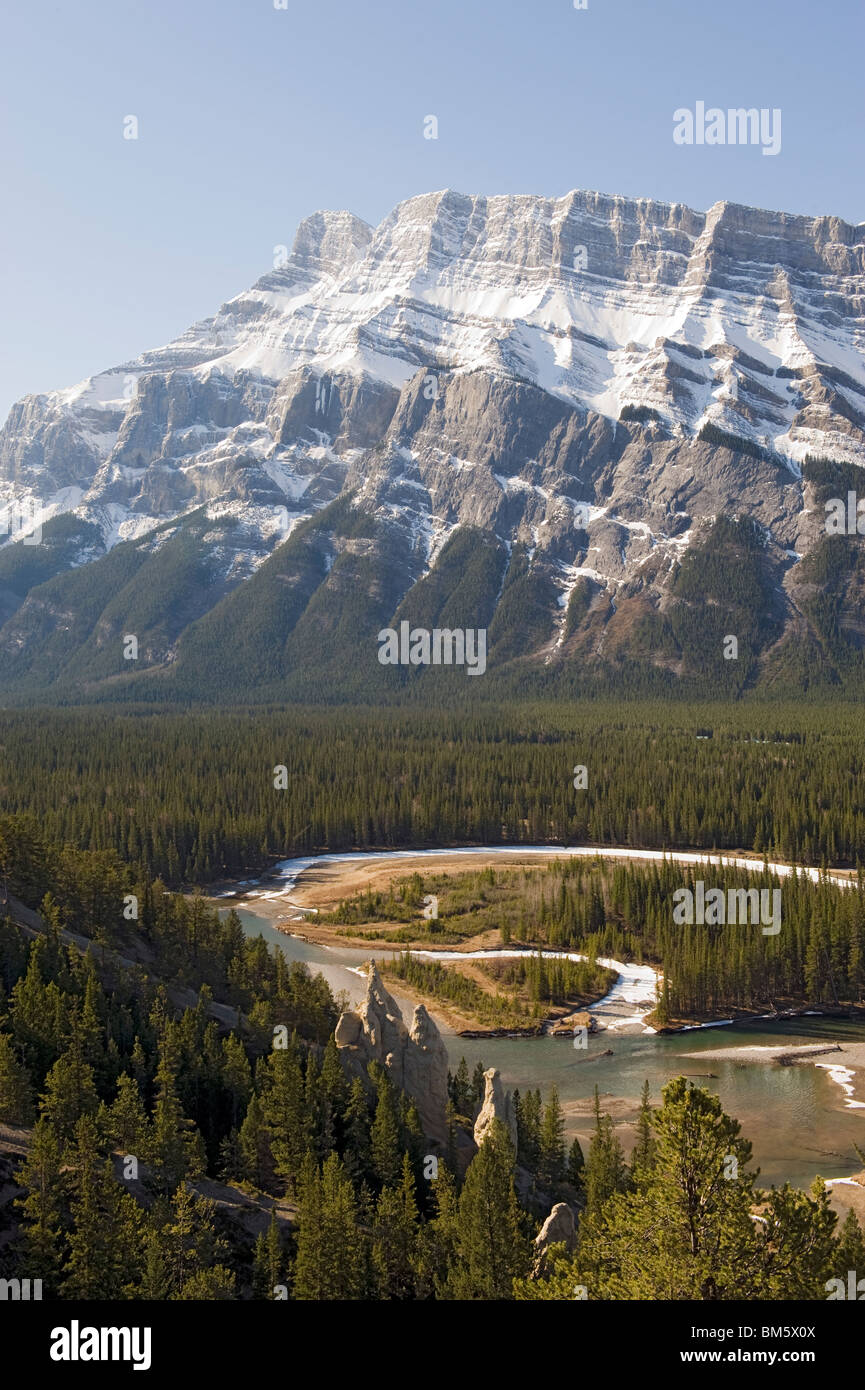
[{"x1": 0, "y1": 188, "x2": 863, "y2": 702}]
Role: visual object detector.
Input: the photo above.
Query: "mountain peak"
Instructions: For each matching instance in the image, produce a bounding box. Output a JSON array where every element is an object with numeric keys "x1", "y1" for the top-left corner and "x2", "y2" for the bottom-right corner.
[
  {"x1": 1, "y1": 183, "x2": 863, "y2": 561},
  {"x1": 0, "y1": 183, "x2": 864, "y2": 702},
  {"x1": 290, "y1": 208, "x2": 374, "y2": 276}
]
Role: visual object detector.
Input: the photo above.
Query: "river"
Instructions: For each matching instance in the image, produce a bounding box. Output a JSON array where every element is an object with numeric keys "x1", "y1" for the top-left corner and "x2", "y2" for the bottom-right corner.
[{"x1": 221, "y1": 844, "x2": 865, "y2": 1190}]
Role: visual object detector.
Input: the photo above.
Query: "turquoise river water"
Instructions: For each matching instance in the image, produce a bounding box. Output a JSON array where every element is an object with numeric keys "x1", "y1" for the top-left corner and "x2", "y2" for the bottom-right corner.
[{"x1": 230, "y1": 903, "x2": 865, "y2": 1191}]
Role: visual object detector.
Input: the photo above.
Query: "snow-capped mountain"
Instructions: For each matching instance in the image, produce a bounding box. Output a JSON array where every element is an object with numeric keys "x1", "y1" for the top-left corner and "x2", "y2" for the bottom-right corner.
[{"x1": 0, "y1": 188, "x2": 863, "y2": 701}]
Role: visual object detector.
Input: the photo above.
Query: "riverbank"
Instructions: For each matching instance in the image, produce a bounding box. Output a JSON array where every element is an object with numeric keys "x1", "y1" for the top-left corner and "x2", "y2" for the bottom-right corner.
[
  {"x1": 215, "y1": 843, "x2": 859, "y2": 925},
  {"x1": 213, "y1": 849, "x2": 664, "y2": 1035},
  {"x1": 226, "y1": 895, "x2": 865, "y2": 1194},
  {"x1": 684, "y1": 1040, "x2": 865, "y2": 1111},
  {"x1": 211, "y1": 844, "x2": 864, "y2": 1040},
  {"x1": 379, "y1": 950, "x2": 619, "y2": 1036}
]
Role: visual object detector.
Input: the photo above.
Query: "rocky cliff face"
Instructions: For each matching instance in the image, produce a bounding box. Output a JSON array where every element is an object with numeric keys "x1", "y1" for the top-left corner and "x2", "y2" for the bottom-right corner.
[
  {"x1": 0, "y1": 187, "x2": 863, "y2": 700},
  {"x1": 334, "y1": 962, "x2": 449, "y2": 1141}
]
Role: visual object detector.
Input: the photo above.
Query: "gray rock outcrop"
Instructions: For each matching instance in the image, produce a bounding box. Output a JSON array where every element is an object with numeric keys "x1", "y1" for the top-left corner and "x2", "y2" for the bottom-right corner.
[
  {"x1": 535, "y1": 1202, "x2": 577, "y2": 1255},
  {"x1": 335, "y1": 961, "x2": 449, "y2": 1140},
  {"x1": 405, "y1": 1002, "x2": 450, "y2": 1140},
  {"x1": 473, "y1": 1067, "x2": 518, "y2": 1150},
  {"x1": 533, "y1": 1202, "x2": 577, "y2": 1276}
]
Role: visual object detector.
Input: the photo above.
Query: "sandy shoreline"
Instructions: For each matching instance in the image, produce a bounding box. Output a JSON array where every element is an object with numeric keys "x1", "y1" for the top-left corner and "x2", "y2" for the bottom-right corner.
[
  {"x1": 229, "y1": 849, "x2": 587, "y2": 924},
  {"x1": 684, "y1": 1040, "x2": 865, "y2": 1111},
  {"x1": 216, "y1": 843, "x2": 859, "y2": 923}
]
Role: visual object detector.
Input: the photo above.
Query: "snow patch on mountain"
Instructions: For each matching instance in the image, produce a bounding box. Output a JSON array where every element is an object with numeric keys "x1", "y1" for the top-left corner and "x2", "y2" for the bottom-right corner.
[{"x1": 1, "y1": 187, "x2": 862, "y2": 605}]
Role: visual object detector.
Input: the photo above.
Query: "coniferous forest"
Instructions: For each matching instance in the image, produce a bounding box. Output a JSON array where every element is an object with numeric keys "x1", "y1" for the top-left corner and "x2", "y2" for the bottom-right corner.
[
  {"x1": 5, "y1": 0, "x2": 865, "y2": 1354},
  {"x1": 330, "y1": 855, "x2": 865, "y2": 1022},
  {"x1": 1, "y1": 684, "x2": 865, "y2": 1322},
  {"x1": 1, "y1": 701, "x2": 865, "y2": 885},
  {"x1": 1, "y1": 836, "x2": 863, "y2": 1304},
  {"x1": 1, "y1": 767, "x2": 865, "y2": 1310}
]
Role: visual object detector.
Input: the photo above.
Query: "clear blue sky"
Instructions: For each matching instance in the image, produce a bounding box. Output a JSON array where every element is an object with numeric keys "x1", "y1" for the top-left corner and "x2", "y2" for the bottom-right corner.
[{"x1": 1, "y1": 0, "x2": 862, "y2": 419}]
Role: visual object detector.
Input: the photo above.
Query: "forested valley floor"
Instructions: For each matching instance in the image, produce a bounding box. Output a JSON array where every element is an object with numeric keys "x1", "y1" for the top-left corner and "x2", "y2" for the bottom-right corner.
[
  {"x1": 1, "y1": 700, "x2": 865, "y2": 886},
  {"x1": 1, "y1": 698, "x2": 865, "y2": 1301}
]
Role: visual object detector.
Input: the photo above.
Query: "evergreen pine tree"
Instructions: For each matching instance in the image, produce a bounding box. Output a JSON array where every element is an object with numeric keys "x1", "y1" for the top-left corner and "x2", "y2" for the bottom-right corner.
[
  {"x1": 15, "y1": 1116, "x2": 64, "y2": 1291},
  {"x1": 0, "y1": 1032, "x2": 34, "y2": 1125},
  {"x1": 139, "y1": 1230, "x2": 171, "y2": 1300},
  {"x1": 833, "y1": 1207, "x2": 865, "y2": 1283},
  {"x1": 321, "y1": 1035, "x2": 348, "y2": 1125},
  {"x1": 756, "y1": 1179, "x2": 837, "y2": 1299},
  {"x1": 519, "y1": 1089, "x2": 542, "y2": 1171},
  {"x1": 264, "y1": 1043, "x2": 310, "y2": 1194},
  {"x1": 343, "y1": 1076, "x2": 372, "y2": 1185},
  {"x1": 252, "y1": 1209, "x2": 285, "y2": 1299},
  {"x1": 149, "y1": 1039, "x2": 202, "y2": 1191},
  {"x1": 415, "y1": 1161, "x2": 460, "y2": 1297},
  {"x1": 304, "y1": 1050, "x2": 330, "y2": 1159},
  {"x1": 446, "y1": 1120, "x2": 530, "y2": 1299},
  {"x1": 40, "y1": 1048, "x2": 99, "y2": 1142},
  {"x1": 109, "y1": 1072, "x2": 149, "y2": 1157},
  {"x1": 401, "y1": 1098, "x2": 426, "y2": 1180},
  {"x1": 444, "y1": 1100, "x2": 459, "y2": 1188},
  {"x1": 631, "y1": 1079, "x2": 657, "y2": 1184},
  {"x1": 538, "y1": 1085, "x2": 566, "y2": 1187},
  {"x1": 567, "y1": 1136, "x2": 585, "y2": 1188},
  {"x1": 239, "y1": 1092, "x2": 272, "y2": 1189},
  {"x1": 164, "y1": 1183, "x2": 235, "y2": 1299},
  {"x1": 470, "y1": 1060, "x2": 486, "y2": 1112},
  {"x1": 220, "y1": 1033, "x2": 253, "y2": 1130},
  {"x1": 371, "y1": 1074, "x2": 401, "y2": 1189},
  {"x1": 9, "y1": 946, "x2": 62, "y2": 1081},
  {"x1": 294, "y1": 1153, "x2": 367, "y2": 1299},
  {"x1": 63, "y1": 1114, "x2": 144, "y2": 1300},
  {"x1": 575, "y1": 1077, "x2": 831, "y2": 1300},
  {"x1": 372, "y1": 1154, "x2": 419, "y2": 1299},
  {"x1": 450, "y1": 1057, "x2": 471, "y2": 1115},
  {"x1": 583, "y1": 1086, "x2": 629, "y2": 1219}
]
